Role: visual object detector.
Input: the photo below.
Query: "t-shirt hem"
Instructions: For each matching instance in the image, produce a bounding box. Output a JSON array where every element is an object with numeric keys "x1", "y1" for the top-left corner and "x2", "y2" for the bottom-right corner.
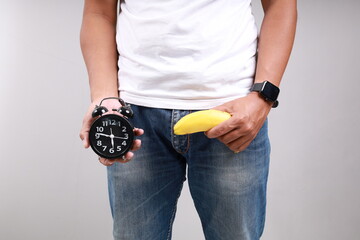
[{"x1": 120, "y1": 91, "x2": 250, "y2": 110}]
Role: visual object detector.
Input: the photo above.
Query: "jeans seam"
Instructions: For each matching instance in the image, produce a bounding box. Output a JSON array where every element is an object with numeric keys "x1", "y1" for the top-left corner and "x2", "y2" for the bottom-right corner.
[
  {"x1": 166, "y1": 180, "x2": 184, "y2": 240},
  {"x1": 170, "y1": 110, "x2": 178, "y2": 153},
  {"x1": 171, "y1": 110, "x2": 191, "y2": 154}
]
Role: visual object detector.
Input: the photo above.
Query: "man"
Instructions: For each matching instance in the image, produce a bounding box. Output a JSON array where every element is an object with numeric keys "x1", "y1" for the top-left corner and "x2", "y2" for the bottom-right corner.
[{"x1": 79, "y1": 0, "x2": 297, "y2": 239}]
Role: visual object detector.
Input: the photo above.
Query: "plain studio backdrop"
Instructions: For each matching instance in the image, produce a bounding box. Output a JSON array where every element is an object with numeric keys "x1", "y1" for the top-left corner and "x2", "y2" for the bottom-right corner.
[{"x1": 1, "y1": 0, "x2": 359, "y2": 239}]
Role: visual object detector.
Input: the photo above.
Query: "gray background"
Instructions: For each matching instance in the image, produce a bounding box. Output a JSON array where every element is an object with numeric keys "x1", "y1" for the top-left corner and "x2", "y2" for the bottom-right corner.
[{"x1": 1, "y1": 0, "x2": 359, "y2": 239}]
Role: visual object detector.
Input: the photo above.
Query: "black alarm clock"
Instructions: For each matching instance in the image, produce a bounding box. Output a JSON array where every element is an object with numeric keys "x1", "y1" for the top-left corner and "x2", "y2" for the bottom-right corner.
[{"x1": 89, "y1": 97, "x2": 134, "y2": 160}]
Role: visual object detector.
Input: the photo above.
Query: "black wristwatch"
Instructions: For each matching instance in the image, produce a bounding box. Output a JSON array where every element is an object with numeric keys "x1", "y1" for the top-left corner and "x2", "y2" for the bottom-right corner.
[{"x1": 250, "y1": 81, "x2": 280, "y2": 108}]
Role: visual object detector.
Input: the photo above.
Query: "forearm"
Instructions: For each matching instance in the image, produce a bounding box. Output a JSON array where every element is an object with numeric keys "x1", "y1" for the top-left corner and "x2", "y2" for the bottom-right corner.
[
  {"x1": 80, "y1": 0, "x2": 119, "y2": 102},
  {"x1": 254, "y1": 0, "x2": 297, "y2": 86}
]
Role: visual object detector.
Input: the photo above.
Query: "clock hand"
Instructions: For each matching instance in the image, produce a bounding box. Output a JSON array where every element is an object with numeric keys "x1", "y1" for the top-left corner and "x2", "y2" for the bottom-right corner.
[
  {"x1": 113, "y1": 136, "x2": 129, "y2": 140},
  {"x1": 110, "y1": 128, "x2": 129, "y2": 140},
  {"x1": 96, "y1": 133, "x2": 111, "y2": 138},
  {"x1": 110, "y1": 128, "x2": 114, "y2": 148}
]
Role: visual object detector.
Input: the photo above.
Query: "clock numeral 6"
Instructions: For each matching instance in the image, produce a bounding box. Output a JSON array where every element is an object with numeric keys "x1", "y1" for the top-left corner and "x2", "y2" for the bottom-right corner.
[{"x1": 109, "y1": 148, "x2": 114, "y2": 154}]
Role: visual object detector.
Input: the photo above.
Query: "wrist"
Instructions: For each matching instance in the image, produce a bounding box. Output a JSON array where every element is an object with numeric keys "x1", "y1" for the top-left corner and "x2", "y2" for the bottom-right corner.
[
  {"x1": 250, "y1": 80, "x2": 280, "y2": 108},
  {"x1": 247, "y1": 92, "x2": 273, "y2": 109},
  {"x1": 91, "y1": 93, "x2": 119, "y2": 104}
]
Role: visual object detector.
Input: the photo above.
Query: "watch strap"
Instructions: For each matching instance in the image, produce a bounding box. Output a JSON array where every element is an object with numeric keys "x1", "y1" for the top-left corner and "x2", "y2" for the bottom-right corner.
[{"x1": 250, "y1": 82, "x2": 264, "y2": 92}]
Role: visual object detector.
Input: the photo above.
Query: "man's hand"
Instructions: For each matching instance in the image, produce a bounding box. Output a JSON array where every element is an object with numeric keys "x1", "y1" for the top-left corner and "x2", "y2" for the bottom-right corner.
[
  {"x1": 205, "y1": 93, "x2": 272, "y2": 153},
  {"x1": 79, "y1": 98, "x2": 144, "y2": 166}
]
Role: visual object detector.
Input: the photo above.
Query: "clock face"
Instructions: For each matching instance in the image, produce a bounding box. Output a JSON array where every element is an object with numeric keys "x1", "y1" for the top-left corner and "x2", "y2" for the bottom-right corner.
[{"x1": 89, "y1": 114, "x2": 134, "y2": 159}]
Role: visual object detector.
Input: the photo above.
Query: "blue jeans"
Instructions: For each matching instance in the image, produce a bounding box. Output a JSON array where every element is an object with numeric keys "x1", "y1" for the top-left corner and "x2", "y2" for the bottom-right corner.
[{"x1": 107, "y1": 105, "x2": 271, "y2": 240}]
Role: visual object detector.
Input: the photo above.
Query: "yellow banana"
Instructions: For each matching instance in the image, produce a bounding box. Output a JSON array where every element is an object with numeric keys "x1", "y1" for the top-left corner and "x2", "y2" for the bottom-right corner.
[{"x1": 174, "y1": 109, "x2": 231, "y2": 135}]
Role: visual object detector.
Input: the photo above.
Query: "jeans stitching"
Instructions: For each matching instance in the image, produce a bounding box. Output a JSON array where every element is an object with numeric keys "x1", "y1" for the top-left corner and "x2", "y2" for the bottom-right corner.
[
  {"x1": 166, "y1": 180, "x2": 184, "y2": 240},
  {"x1": 171, "y1": 110, "x2": 190, "y2": 154},
  {"x1": 170, "y1": 110, "x2": 177, "y2": 152}
]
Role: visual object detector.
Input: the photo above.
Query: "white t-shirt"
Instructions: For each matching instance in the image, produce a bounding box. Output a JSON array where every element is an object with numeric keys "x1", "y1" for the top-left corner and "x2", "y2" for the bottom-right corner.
[{"x1": 116, "y1": 0, "x2": 258, "y2": 110}]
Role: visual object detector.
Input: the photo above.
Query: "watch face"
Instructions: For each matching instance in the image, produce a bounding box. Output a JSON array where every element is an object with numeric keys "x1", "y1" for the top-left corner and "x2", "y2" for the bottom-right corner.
[
  {"x1": 89, "y1": 114, "x2": 134, "y2": 159},
  {"x1": 261, "y1": 81, "x2": 280, "y2": 102}
]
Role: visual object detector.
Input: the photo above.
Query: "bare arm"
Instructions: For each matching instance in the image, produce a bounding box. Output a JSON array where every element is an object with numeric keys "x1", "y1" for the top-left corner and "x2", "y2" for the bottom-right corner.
[
  {"x1": 254, "y1": 0, "x2": 297, "y2": 87},
  {"x1": 206, "y1": 0, "x2": 297, "y2": 152},
  {"x1": 79, "y1": 0, "x2": 143, "y2": 165},
  {"x1": 80, "y1": 0, "x2": 119, "y2": 101}
]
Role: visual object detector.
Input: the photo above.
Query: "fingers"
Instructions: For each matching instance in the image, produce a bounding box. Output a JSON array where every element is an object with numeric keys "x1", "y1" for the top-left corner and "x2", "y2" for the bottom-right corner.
[
  {"x1": 98, "y1": 151, "x2": 135, "y2": 166},
  {"x1": 99, "y1": 157, "x2": 115, "y2": 166},
  {"x1": 131, "y1": 139, "x2": 142, "y2": 151},
  {"x1": 205, "y1": 114, "x2": 260, "y2": 153},
  {"x1": 134, "y1": 128, "x2": 144, "y2": 136},
  {"x1": 211, "y1": 126, "x2": 254, "y2": 152},
  {"x1": 226, "y1": 134, "x2": 254, "y2": 153},
  {"x1": 217, "y1": 129, "x2": 242, "y2": 145},
  {"x1": 120, "y1": 151, "x2": 134, "y2": 163},
  {"x1": 205, "y1": 116, "x2": 239, "y2": 139}
]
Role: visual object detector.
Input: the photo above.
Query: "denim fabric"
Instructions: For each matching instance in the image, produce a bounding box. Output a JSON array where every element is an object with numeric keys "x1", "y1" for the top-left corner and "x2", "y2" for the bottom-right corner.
[{"x1": 107, "y1": 105, "x2": 271, "y2": 240}]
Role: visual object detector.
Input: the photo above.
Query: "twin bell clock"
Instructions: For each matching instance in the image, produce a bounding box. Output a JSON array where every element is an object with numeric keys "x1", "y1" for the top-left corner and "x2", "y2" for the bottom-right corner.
[{"x1": 89, "y1": 97, "x2": 134, "y2": 160}]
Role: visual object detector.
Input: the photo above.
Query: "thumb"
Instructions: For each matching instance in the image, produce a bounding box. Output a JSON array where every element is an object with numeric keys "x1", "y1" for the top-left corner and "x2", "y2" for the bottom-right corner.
[
  {"x1": 82, "y1": 134, "x2": 90, "y2": 148},
  {"x1": 210, "y1": 103, "x2": 231, "y2": 115},
  {"x1": 80, "y1": 117, "x2": 93, "y2": 149}
]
